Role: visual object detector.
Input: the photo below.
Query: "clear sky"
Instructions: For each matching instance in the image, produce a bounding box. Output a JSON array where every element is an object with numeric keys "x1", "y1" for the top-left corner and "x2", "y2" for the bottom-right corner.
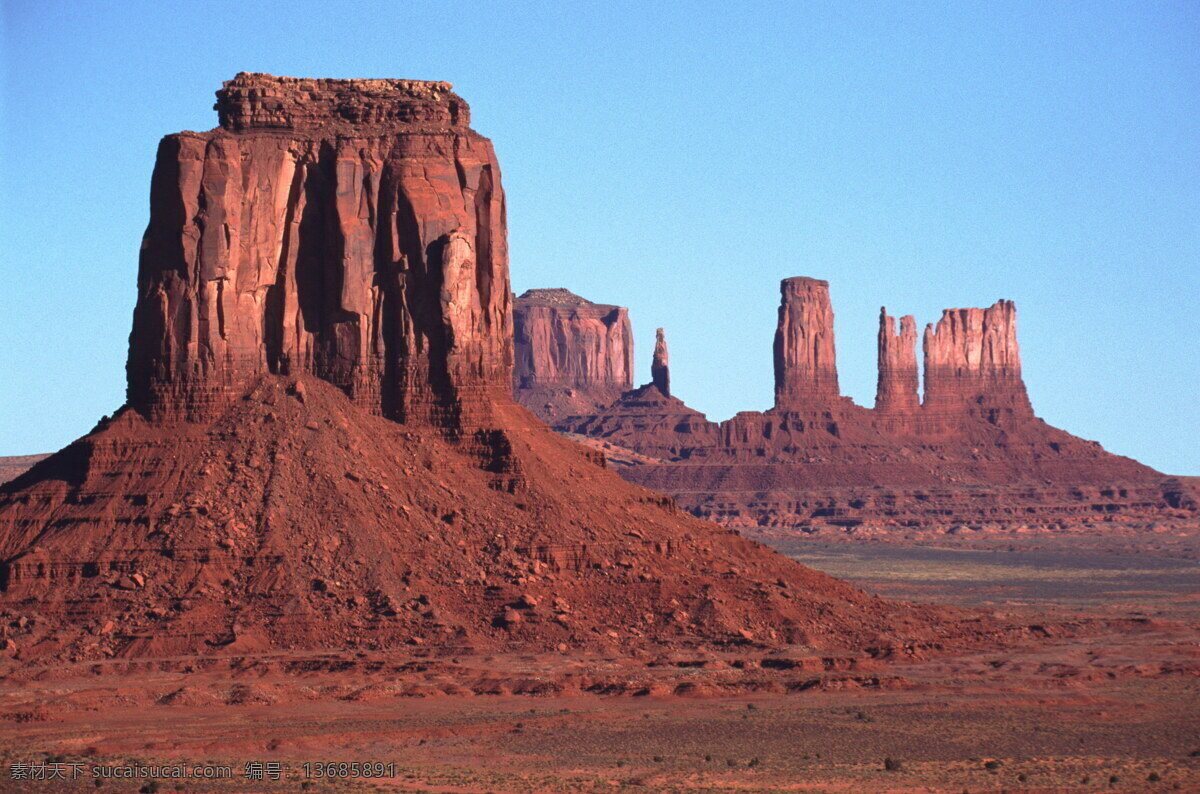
[{"x1": 1, "y1": 0, "x2": 1197, "y2": 474}]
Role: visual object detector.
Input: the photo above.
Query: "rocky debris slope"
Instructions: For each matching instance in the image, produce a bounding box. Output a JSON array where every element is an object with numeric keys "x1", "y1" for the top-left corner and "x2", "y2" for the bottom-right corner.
[
  {"x1": 512, "y1": 288, "x2": 634, "y2": 422},
  {"x1": 0, "y1": 75, "x2": 978, "y2": 667},
  {"x1": 546, "y1": 279, "x2": 1194, "y2": 530}
]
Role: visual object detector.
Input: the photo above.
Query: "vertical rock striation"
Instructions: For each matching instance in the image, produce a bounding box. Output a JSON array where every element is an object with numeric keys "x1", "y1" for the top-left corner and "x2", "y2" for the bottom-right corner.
[
  {"x1": 874, "y1": 308, "x2": 919, "y2": 414},
  {"x1": 922, "y1": 300, "x2": 1032, "y2": 424},
  {"x1": 512, "y1": 288, "x2": 633, "y2": 422},
  {"x1": 127, "y1": 72, "x2": 511, "y2": 430},
  {"x1": 651, "y1": 327, "x2": 670, "y2": 397},
  {"x1": 773, "y1": 277, "x2": 840, "y2": 409}
]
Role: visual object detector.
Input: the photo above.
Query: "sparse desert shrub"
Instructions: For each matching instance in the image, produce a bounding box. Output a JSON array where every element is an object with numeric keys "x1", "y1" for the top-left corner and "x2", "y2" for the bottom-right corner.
[
  {"x1": 1109, "y1": 774, "x2": 1119, "y2": 784},
  {"x1": 652, "y1": 755, "x2": 663, "y2": 763},
  {"x1": 1018, "y1": 773, "x2": 1028, "y2": 782},
  {"x1": 984, "y1": 760, "x2": 1001, "y2": 770},
  {"x1": 748, "y1": 757, "x2": 760, "y2": 768},
  {"x1": 884, "y1": 757, "x2": 903, "y2": 772},
  {"x1": 726, "y1": 759, "x2": 737, "y2": 767},
  {"x1": 704, "y1": 754, "x2": 713, "y2": 762},
  {"x1": 1148, "y1": 771, "x2": 1162, "y2": 782}
]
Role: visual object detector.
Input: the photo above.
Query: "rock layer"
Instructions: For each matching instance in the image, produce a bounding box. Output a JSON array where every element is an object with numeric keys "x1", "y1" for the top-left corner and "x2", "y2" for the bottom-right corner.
[{"x1": 511, "y1": 288, "x2": 633, "y2": 423}]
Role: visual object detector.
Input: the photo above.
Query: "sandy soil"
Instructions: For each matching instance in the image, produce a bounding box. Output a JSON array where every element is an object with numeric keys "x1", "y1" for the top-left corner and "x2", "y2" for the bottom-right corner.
[{"x1": 2, "y1": 531, "x2": 1198, "y2": 792}]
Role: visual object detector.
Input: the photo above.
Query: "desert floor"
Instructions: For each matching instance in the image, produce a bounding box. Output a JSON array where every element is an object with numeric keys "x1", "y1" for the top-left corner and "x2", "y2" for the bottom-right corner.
[{"x1": 2, "y1": 529, "x2": 1198, "y2": 793}]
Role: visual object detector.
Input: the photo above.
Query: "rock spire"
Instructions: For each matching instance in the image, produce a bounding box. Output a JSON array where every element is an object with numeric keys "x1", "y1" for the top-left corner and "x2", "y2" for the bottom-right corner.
[
  {"x1": 651, "y1": 327, "x2": 670, "y2": 396},
  {"x1": 773, "y1": 277, "x2": 840, "y2": 409},
  {"x1": 875, "y1": 308, "x2": 919, "y2": 413}
]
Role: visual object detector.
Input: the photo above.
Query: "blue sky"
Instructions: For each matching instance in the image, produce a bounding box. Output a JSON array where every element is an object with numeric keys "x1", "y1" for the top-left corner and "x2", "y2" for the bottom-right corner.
[{"x1": 1, "y1": 0, "x2": 1197, "y2": 473}]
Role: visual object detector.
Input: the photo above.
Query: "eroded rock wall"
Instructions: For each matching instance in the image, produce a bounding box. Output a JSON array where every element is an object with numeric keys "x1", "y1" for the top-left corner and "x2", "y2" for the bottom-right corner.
[
  {"x1": 874, "y1": 309, "x2": 919, "y2": 414},
  {"x1": 921, "y1": 300, "x2": 1032, "y2": 425},
  {"x1": 773, "y1": 277, "x2": 840, "y2": 409},
  {"x1": 127, "y1": 72, "x2": 511, "y2": 430},
  {"x1": 512, "y1": 289, "x2": 633, "y2": 422}
]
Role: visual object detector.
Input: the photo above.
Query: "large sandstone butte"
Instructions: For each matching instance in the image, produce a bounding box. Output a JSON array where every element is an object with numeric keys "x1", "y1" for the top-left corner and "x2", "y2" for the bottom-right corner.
[
  {"x1": 551, "y1": 279, "x2": 1198, "y2": 529},
  {"x1": 512, "y1": 288, "x2": 634, "y2": 422},
  {"x1": 0, "y1": 75, "x2": 966, "y2": 666}
]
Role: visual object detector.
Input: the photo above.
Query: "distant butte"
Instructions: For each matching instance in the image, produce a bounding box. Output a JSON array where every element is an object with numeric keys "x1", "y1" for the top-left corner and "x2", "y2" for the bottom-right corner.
[
  {"x1": 512, "y1": 288, "x2": 634, "y2": 422},
  {"x1": 528, "y1": 279, "x2": 1199, "y2": 530}
]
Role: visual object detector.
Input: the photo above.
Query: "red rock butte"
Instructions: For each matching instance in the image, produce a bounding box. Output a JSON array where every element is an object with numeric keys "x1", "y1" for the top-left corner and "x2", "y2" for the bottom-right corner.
[
  {"x1": 0, "y1": 75, "x2": 971, "y2": 666},
  {"x1": 534, "y1": 279, "x2": 1198, "y2": 529},
  {"x1": 774, "y1": 277, "x2": 841, "y2": 408},
  {"x1": 511, "y1": 288, "x2": 634, "y2": 422},
  {"x1": 129, "y1": 71, "x2": 510, "y2": 430}
]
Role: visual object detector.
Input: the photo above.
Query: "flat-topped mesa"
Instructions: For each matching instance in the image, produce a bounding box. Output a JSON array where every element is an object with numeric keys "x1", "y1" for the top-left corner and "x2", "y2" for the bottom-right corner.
[
  {"x1": 651, "y1": 328, "x2": 670, "y2": 396},
  {"x1": 875, "y1": 308, "x2": 919, "y2": 413},
  {"x1": 214, "y1": 72, "x2": 470, "y2": 132},
  {"x1": 773, "y1": 277, "x2": 840, "y2": 409},
  {"x1": 512, "y1": 289, "x2": 634, "y2": 423},
  {"x1": 922, "y1": 300, "x2": 1033, "y2": 423},
  {"x1": 127, "y1": 73, "x2": 510, "y2": 429}
]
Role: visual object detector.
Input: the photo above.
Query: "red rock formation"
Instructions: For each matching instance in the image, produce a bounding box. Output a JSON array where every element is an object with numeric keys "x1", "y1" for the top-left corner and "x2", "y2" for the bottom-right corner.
[
  {"x1": 922, "y1": 300, "x2": 1032, "y2": 425},
  {"x1": 128, "y1": 72, "x2": 510, "y2": 429},
  {"x1": 773, "y1": 277, "x2": 840, "y2": 409},
  {"x1": 5, "y1": 76, "x2": 968, "y2": 666},
  {"x1": 874, "y1": 308, "x2": 919, "y2": 414},
  {"x1": 558, "y1": 329, "x2": 718, "y2": 458},
  {"x1": 651, "y1": 327, "x2": 670, "y2": 397},
  {"x1": 512, "y1": 288, "x2": 633, "y2": 422},
  {"x1": 554, "y1": 280, "x2": 1190, "y2": 531}
]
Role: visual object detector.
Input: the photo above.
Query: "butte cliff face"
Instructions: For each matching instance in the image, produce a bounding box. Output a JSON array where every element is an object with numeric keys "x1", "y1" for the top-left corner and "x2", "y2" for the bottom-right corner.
[
  {"x1": 128, "y1": 73, "x2": 510, "y2": 429},
  {"x1": 773, "y1": 278, "x2": 840, "y2": 408},
  {"x1": 543, "y1": 278, "x2": 1192, "y2": 530},
  {"x1": 874, "y1": 309, "x2": 919, "y2": 416},
  {"x1": 511, "y1": 288, "x2": 633, "y2": 423},
  {"x1": 0, "y1": 76, "x2": 965, "y2": 667},
  {"x1": 921, "y1": 300, "x2": 1033, "y2": 426}
]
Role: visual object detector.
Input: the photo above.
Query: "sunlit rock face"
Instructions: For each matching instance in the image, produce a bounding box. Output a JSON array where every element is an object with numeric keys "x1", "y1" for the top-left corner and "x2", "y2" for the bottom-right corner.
[
  {"x1": 511, "y1": 288, "x2": 634, "y2": 423},
  {"x1": 127, "y1": 72, "x2": 512, "y2": 430}
]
